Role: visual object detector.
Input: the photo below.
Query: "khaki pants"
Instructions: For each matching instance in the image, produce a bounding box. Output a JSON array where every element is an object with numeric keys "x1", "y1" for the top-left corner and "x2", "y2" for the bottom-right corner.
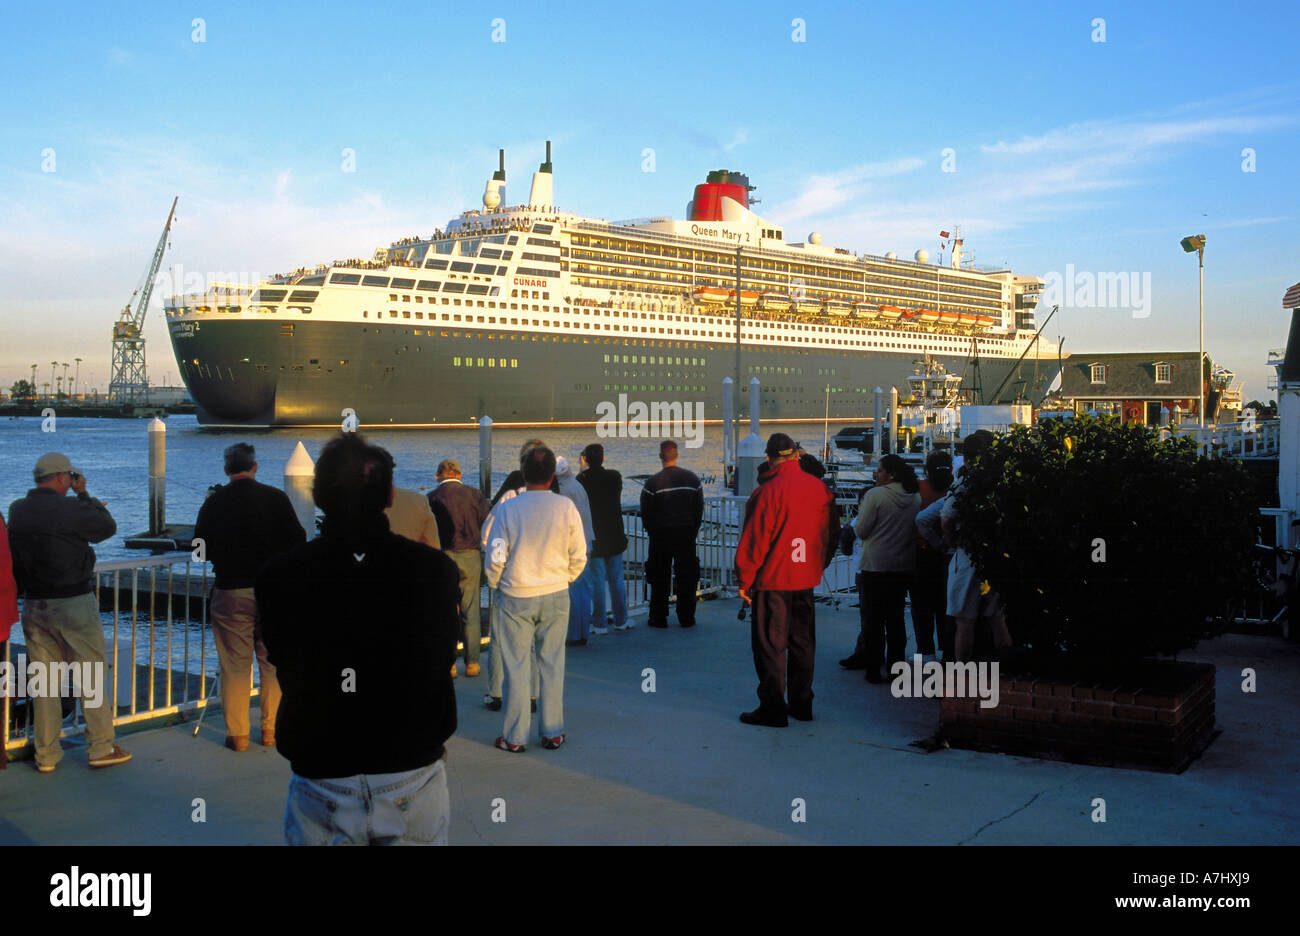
[
  {"x1": 21, "y1": 593, "x2": 116, "y2": 767},
  {"x1": 210, "y1": 587, "x2": 279, "y2": 740}
]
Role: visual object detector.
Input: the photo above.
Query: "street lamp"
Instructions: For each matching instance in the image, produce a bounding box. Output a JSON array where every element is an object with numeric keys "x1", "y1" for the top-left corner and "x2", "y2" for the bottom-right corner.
[
  {"x1": 1181, "y1": 234, "x2": 1206, "y2": 427},
  {"x1": 74, "y1": 357, "x2": 82, "y2": 399}
]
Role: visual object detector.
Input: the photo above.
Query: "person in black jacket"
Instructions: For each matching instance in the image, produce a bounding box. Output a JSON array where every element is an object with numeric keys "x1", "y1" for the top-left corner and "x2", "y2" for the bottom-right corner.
[
  {"x1": 257, "y1": 433, "x2": 461, "y2": 846},
  {"x1": 7, "y1": 452, "x2": 131, "y2": 772},
  {"x1": 194, "y1": 443, "x2": 306, "y2": 752},
  {"x1": 639, "y1": 440, "x2": 704, "y2": 628},
  {"x1": 577, "y1": 443, "x2": 630, "y2": 633},
  {"x1": 429, "y1": 459, "x2": 489, "y2": 676}
]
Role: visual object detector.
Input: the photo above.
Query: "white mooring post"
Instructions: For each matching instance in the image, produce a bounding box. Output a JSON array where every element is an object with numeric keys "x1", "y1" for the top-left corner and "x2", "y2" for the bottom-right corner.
[
  {"x1": 722, "y1": 377, "x2": 735, "y2": 491},
  {"x1": 478, "y1": 415, "x2": 493, "y2": 498},
  {"x1": 147, "y1": 417, "x2": 166, "y2": 535},
  {"x1": 889, "y1": 386, "x2": 900, "y2": 454},
  {"x1": 872, "y1": 387, "x2": 884, "y2": 461},
  {"x1": 284, "y1": 442, "x2": 316, "y2": 537},
  {"x1": 736, "y1": 377, "x2": 765, "y2": 497}
]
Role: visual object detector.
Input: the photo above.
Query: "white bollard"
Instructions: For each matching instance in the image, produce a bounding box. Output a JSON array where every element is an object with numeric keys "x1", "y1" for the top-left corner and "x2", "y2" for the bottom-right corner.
[
  {"x1": 478, "y1": 415, "x2": 493, "y2": 498},
  {"x1": 147, "y1": 417, "x2": 166, "y2": 535},
  {"x1": 736, "y1": 378, "x2": 765, "y2": 497},
  {"x1": 872, "y1": 387, "x2": 884, "y2": 461},
  {"x1": 284, "y1": 442, "x2": 316, "y2": 537}
]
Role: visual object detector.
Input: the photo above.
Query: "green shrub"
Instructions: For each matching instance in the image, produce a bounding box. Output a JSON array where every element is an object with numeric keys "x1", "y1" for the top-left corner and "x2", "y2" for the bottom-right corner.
[{"x1": 953, "y1": 415, "x2": 1261, "y2": 669}]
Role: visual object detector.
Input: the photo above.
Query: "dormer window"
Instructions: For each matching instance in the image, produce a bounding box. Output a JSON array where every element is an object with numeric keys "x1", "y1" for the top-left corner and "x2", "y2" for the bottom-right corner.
[
  {"x1": 1155, "y1": 363, "x2": 1171, "y2": 383},
  {"x1": 1090, "y1": 364, "x2": 1106, "y2": 384}
]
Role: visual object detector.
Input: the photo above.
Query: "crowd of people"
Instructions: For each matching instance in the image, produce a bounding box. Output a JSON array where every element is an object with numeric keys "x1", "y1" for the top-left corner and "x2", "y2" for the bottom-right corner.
[{"x1": 0, "y1": 427, "x2": 1006, "y2": 844}]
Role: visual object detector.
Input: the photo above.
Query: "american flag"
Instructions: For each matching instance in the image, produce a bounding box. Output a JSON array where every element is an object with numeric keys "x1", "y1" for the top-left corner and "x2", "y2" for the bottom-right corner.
[{"x1": 1284, "y1": 281, "x2": 1300, "y2": 310}]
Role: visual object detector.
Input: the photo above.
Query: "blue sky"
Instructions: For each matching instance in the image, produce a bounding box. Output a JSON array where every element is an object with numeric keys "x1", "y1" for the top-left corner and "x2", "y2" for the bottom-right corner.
[{"x1": 1, "y1": 0, "x2": 1297, "y2": 400}]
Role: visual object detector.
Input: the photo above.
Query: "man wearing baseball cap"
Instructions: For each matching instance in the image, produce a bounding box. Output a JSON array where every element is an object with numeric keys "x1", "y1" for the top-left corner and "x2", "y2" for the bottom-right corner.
[
  {"x1": 734, "y1": 434, "x2": 839, "y2": 727},
  {"x1": 7, "y1": 453, "x2": 131, "y2": 771}
]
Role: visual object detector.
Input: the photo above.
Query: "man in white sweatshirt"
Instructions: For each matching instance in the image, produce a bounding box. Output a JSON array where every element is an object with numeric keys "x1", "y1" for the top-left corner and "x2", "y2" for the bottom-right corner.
[{"x1": 482, "y1": 446, "x2": 587, "y2": 752}]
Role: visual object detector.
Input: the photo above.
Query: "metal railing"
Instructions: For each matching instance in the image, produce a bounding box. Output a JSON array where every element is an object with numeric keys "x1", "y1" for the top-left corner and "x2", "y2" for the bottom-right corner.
[{"x1": 4, "y1": 552, "x2": 225, "y2": 756}]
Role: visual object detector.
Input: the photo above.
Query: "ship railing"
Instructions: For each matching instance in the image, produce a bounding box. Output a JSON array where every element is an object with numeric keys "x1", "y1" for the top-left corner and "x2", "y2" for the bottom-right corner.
[{"x1": 4, "y1": 552, "x2": 229, "y2": 758}]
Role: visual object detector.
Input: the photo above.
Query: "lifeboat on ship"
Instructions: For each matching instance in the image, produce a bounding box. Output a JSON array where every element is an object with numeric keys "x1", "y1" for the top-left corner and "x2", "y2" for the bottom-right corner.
[
  {"x1": 795, "y1": 295, "x2": 823, "y2": 314},
  {"x1": 878, "y1": 305, "x2": 904, "y2": 321},
  {"x1": 727, "y1": 289, "x2": 761, "y2": 307},
  {"x1": 692, "y1": 286, "x2": 729, "y2": 304},
  {"x1": 761, "y1": 291, "x2": 792, "y2": 312},
  {"x1": 938, "y1": 311, "x2": 960, "y2": 325},
  {"x1": 852, "y1": 301, "x2": 878, "y2": 319},
  {"x1": 974, "y1": 314, "x2": 998, "y2": 328},
  {"x1": 826, "y1": 299, "x2": 852, "y2": 317},
  {"x1": 917, "y1": 308, "x2": 941, "y2": 323},
  {"x1": 957, "y1": 312, "x2": 979, "y2": 326}
]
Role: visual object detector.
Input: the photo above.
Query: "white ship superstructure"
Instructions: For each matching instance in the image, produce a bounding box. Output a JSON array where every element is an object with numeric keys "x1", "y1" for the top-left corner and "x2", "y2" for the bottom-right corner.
[{"x1": 164, "y1": 144, "x2": 1058, "y2": 427}]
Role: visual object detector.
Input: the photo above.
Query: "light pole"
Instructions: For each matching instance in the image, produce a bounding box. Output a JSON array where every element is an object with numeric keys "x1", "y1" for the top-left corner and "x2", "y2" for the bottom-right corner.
[
  {"x1": 61, "y1": 363, "x2": 70, "y2": 399},
  {"x1": 30, "y1": 364, "x2": 37, "y2": 400},
  {"x1": 49, "y1": 362, "x2": 57, "y2": 402},
  {"x1": 74, "y1": 357, "x2": 82, "y2": 399},
  {"x1": 1181, "y1": 235, "x2": 1206, "y2": 427}
]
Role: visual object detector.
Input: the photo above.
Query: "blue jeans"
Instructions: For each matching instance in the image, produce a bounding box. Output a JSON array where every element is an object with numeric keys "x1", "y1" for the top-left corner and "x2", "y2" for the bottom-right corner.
[
  {"x1": 284, "y1": 759, "x2": 449, "y2": 846},
  {"x1": 487, "y1": 590, "x2": 538, "y2": 700},
  {"x1": 567, "y1": 558, "x2": 592, "y2": 641},
  {"x1": 496, "y1": 590, "x2": 568, "y2": 746},
  {"x1": 587, "y1": 553, "x2": 628, "y2": 628}
]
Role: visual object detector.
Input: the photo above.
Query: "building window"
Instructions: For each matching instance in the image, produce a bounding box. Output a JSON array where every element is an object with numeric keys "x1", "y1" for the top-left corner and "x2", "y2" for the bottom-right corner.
[
  {"x1": 1090, "y1": 364, "x2": 1106, "y2": 384},
  {"x1": 1155, "y1": 363, "x2": 1171, "y2": 383}
]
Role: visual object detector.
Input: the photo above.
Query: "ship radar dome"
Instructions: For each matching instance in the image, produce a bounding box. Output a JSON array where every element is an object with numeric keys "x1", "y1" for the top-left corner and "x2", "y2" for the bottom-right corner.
[
  {"x1": 884, "y1": 251, "x2": 897, "y2": 260},
  {"x1": 914, "y1": 249, "x2": 930, "y2": 264},
  {"x1": 809, "y1": 231, "x2": 822, "y2": 245}
]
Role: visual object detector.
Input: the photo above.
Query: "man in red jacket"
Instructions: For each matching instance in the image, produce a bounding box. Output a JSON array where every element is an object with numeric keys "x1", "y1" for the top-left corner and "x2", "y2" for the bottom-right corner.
[{"x1": 735, "y1": 433, "x2": 839, "y2": 727}]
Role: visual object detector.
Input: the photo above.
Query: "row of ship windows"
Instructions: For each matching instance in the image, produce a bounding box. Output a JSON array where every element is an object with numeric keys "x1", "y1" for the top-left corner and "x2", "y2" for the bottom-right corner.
[
  {"x1": 349, "y1": 327, "x2": 1004, "y2": 361},
  {"x1": 343, "y1": 312, "x2": 1010, "y2": 353}
]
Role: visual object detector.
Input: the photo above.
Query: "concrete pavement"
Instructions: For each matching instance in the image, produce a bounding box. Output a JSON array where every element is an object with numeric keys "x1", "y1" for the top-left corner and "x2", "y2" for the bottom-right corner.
[{"x1": 2, "y1": 594, "x2": 1297, "y2": 845}]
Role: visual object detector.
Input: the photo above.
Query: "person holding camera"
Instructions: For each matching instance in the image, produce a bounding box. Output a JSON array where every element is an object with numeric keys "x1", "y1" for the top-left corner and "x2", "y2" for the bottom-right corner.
[{"x1": 7, "y1": 453, "x2": 130, "y2": 772}]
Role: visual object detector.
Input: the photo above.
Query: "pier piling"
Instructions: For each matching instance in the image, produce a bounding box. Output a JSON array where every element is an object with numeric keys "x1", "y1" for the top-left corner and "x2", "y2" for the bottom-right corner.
[
  {"x1": 147, "y1": 417, "x2": 166, "y2": 535},
  {"x1": 872, "y1": 387, "x2": 884, "y2": 461},
  {"x1": 736, "y1": 377, "x2": 764, "y2": 497},
  {"x1": 284, "y1": 442, "x2": 316, "y2": 536},
  {"x1": 478, "y1": 416, "x2": 493, "y2": 498},
  {"x1": 722, "y1": 377, "x2": 734, "y2": 491}
]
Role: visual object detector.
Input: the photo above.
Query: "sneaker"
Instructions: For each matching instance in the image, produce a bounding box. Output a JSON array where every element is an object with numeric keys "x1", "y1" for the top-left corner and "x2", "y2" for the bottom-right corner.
[
  {"x1": 34, "y1": 761, "x2": 56, "y2": 774},
  {"x1": 225, "y1": 735, "x2": 249, "y2": 753},
  {"x1": 466, "y1": 663, "x2": 481, "y2": 677},
  {"x1": 541, "y1": 733, "x2": 566, "y2": 750},
  {"x1": 614, "y1": 621, "x2": 634, "y2": 632},
  {"x1": 484, "y1": 694, "x2": 502, "y2": 711},
  {"x1": 590, "y1": 626, "x2": 609, "y2": 636},
  {"x1": 494, "y1": 737, "x2": 526, "y2": 754},
  {"x1": 89, "y1": 745, "x2": 133, "y2": 769}
]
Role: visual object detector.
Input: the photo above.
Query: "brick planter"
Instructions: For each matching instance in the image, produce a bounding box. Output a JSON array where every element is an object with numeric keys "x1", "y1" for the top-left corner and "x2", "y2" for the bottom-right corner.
[{"x1": 939, "y1": 659, "x2": 1218, "y2": 773}]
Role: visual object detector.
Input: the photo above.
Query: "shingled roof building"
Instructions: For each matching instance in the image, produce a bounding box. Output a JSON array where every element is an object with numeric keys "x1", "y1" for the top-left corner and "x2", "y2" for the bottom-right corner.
[{"x1": 1059, "y1": 351, "x2": 1204, "y2": 425}]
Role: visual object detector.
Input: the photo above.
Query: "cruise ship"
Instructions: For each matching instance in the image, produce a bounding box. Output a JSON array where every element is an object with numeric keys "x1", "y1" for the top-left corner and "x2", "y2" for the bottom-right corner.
[{"x1": 164, "y1": 144, "x2": 1060, "y2": 428}]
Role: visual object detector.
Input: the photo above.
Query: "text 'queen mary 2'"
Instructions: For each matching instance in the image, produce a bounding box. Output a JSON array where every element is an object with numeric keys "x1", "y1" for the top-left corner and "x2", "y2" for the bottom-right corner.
[{"x1": 164, "y1": 143, "x2": 1060, "y2": 428}]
